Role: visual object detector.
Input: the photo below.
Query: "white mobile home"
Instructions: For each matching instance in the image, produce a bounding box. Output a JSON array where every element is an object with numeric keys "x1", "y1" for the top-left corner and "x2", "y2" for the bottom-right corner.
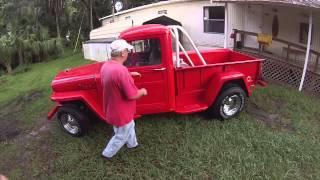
[
  {"x1": 90, "y1": 0, "x2": 320, "y2": 50},
  {"x1": 91, "y1": 0, "x2": 233, "y2": 48},
  {"x1": 86, "y1": 0, "x2": 320, "y2": 94}
]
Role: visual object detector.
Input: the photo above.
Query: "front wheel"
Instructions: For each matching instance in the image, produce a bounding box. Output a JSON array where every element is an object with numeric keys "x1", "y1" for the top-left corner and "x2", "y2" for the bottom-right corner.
[
  {"x1": 208, "y1": 85, "x2": 246, "y2": 120},
  {"x1": 57, "y1": 105, "x2": 90, "y2": 137}
]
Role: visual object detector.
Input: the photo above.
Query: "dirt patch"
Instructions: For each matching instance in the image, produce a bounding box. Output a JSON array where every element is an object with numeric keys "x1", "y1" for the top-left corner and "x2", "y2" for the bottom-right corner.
[
  {"x1": 0, "y1": 89, "x2": 55, "y2": 177},
  {"x1": 0, "y1": 117, "x2": 54, "y2": 176},
  {"x1": 246, "y1": 100, "x2": 296, "y2": 132},
  {"x1": 0, "y1": 116, "x2": 21, "y2": 141},
  {"x1": 0, "y1": 90, "x2": 43, "y2": 114},
  {"x1": 0, "y1": 90, "x2": 44, "y2": 141}
]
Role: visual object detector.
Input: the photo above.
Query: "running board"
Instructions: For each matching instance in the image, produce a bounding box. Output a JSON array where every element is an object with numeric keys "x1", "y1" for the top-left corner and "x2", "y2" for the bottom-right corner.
[{"x1": 175, "y1": 104, "x2": 208, "y2": 114}]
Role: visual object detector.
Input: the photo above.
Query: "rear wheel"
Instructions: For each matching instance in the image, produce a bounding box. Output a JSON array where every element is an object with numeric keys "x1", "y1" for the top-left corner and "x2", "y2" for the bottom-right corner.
[
  {"x1": 57, "y1": 104, "x2": 90, "y2": 137},
  {"x1": 208, "y1": 84, "x2": 246, "y2": 120}
]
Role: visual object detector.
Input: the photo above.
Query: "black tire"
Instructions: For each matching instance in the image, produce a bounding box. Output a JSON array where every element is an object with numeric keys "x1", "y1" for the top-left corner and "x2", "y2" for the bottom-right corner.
[
  {"x1": 208, "y1": 84, "x2": 246, "y2": 120},
  {"x1": 57, "y1": 104, "x2": 90, "y2": 137}
]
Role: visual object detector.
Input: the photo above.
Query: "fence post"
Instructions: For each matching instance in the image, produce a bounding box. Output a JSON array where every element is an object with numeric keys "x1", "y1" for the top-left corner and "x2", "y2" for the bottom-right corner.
[
  {"x1": 314, "y1": 55, "x2": 319, "y2": 73},
  {"x1": 241, "y1": 32, "x2": 245, "y2": 49},
  {"x1": 286, "y1": 45, "x2": 290, "y2": 61},
  {"x1": 258, "y1": 43, "x2": 261, "y2": 54},
  {"x1": 233, "y1": 29, "x2": 237, "y2": 50}
]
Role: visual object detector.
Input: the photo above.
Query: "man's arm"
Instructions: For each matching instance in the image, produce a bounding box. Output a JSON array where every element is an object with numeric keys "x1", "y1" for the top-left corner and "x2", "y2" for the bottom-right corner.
[
  {"x1": 130, "y1": 71, "x2": 141, "y2": 77},
  {"x1": 119, "y1": 70, "x2": 147, "y2": 100}
]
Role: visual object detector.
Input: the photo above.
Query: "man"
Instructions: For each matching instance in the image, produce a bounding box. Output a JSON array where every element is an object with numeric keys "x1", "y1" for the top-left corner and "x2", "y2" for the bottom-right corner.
[{"x1": 101, "y1": 39, "x2": 147, "y2": 159}]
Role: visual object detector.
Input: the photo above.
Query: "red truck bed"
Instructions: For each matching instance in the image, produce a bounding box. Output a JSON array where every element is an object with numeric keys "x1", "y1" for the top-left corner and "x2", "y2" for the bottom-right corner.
[{"x1": 175, "y1": 49, "x2": 263, "y2": 113}]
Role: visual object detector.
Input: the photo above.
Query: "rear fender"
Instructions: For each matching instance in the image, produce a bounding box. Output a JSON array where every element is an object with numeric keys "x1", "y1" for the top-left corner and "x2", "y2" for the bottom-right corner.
[
  {"x1": 205, "y1": 72, "x2": 250, "y2": 106},
  {"x1": 50, "y1": 90, "x2": 105, "y2": 121}
]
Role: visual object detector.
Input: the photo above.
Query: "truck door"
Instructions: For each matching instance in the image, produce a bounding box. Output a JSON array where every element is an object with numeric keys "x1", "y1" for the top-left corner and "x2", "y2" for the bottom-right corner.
[{"x1": 125, "y1": 38, "x2": 170, "y2": 114}]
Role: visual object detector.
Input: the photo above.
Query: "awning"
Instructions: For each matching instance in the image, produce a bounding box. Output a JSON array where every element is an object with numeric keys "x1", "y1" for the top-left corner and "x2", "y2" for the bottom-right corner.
[{"x1": 83, "y1": 38, "x2": 117, "y2": 44}]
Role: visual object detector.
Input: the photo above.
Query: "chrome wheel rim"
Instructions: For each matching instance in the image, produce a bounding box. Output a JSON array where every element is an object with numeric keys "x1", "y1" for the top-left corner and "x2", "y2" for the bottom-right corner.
[
  {"x1": 221, "y1": 94, "x2": 242, "y2": 116},
  {"x1": 61, "y1": 114, "x2": 80, "y2": 135}
]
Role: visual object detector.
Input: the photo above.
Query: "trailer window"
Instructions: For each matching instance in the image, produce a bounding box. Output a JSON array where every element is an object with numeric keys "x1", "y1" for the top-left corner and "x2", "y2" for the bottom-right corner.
[
  {"x1": 203, "y1": 6, "x2": 225, "y2": 34},
  {"x1": 125, "y1": 39, "x2": 162, "y2": 67}
]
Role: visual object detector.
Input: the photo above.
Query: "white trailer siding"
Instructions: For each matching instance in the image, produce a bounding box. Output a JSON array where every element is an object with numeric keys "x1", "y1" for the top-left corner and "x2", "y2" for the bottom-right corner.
[
  {"x1": 90, "y1": 0, "x2": 320, "y2": 63},
  {"x1": 91, "y1": 1, "x2": 231, "y2": 48}
]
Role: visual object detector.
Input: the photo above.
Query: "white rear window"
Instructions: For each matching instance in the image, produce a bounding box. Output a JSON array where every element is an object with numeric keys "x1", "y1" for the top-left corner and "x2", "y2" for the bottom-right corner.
[{"x1": 82, "y1": 38, "x2": 116, "y2": 61}]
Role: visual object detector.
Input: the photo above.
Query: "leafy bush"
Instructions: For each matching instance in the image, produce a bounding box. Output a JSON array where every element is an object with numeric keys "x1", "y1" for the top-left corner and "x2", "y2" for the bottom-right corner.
[
  {"x1": 0, "y1": 35, "x2": 15, "y2": 74},
  {"x1": 0, "y1": 69, "x2": 5, "y2": 76}
]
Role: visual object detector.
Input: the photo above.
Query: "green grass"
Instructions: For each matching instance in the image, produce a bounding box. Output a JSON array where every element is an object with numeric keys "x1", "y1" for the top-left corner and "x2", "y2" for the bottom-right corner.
[
  {"x1": 0, "y1": 51, "x2": 89, "y2": 129},
  {"x1": 0, "y1": 51, "x2": 88, "y2": 104},
  {"x1": 0, "y1": 53, "x2": 320, "y2": 179}
]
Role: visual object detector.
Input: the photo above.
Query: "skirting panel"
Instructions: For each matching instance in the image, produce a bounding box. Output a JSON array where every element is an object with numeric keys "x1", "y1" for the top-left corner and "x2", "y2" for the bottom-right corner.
[{"x1": 263, "y1": 59, "x2": 320, "y2": 94}]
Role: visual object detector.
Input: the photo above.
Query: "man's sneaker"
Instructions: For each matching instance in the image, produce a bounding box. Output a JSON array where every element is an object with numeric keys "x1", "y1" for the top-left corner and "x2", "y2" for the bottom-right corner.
[
  {"x1": 127, "y1": 144, "x2": 140, "y2": 149},
  {"x1": 101, "y1": 154, "x2": 112, "y2": 161}
]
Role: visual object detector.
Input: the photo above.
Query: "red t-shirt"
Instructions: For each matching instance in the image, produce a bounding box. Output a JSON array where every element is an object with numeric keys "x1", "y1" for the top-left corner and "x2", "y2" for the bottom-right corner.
[{"x1": 100, "y1": 60, "x2": 138, "y2": 127}]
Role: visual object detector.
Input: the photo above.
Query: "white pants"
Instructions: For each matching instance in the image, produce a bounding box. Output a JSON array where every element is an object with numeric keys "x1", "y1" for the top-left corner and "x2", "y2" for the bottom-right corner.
[{"x1": 102, "y1": 120, "x2": 138, "y2": 158}]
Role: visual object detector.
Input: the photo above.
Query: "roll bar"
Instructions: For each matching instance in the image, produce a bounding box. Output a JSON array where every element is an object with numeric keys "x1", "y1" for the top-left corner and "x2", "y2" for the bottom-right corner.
[{"x1": 168, "y1": 25, "x2": 207, "y2": 67}]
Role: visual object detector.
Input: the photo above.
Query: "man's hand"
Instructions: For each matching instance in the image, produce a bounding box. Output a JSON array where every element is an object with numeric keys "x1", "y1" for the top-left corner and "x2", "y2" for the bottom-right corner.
[
  {"x1": 131, "y1": 88, "x2": 148, "y2": 100},
  {"x1": 140, "y1": 88, "x2": 148, "y2": 96},
  {"x1": 130, "y1": 72, "x2": 141, "y2": 77},
  {"x1": 0, "y1": 175, "x2": 8, "y2": 180}
]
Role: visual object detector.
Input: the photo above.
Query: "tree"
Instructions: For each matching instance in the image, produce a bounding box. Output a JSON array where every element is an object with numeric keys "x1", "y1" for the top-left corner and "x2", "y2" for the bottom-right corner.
[
  {"x1": 1, "y1": 0, "x2": 47, "y2": 66},
  {"x1": 0, "y1": 0, "x2": 160, "y2": 73},
  {"x1": 47, "y1": 0, "x2": 65, "y2": 38},
  {"x1": 78, "y1": 0, "x2": 101, "y2": 29},
  {"x1": 0, "y1": 34, "x2": 15, "y2": 74},
  {"x1": 0, "y1": 0, "x2": 65, "y2": 73},
  {"x1": 127, "y1": 0, "x2": 159, "y2": 8}
]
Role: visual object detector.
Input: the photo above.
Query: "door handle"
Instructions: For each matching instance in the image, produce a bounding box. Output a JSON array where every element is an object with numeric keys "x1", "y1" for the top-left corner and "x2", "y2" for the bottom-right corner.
[{"x1": 153, "y1": 67, "x2": 166, "y2": 71}]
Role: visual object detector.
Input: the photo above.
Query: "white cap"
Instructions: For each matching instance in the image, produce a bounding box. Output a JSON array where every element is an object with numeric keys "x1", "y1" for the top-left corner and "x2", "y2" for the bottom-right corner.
[{"x1": 110, "y1": 39, "x2": 133, "y2": 52}]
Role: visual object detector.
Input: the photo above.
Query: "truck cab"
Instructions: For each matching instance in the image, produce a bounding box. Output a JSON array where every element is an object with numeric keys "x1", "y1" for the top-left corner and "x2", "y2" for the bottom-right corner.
[
  {"x1": 49, "y1": 24, "x2": 265, "y2": 136},
  {"x1": 119, "y1": 25, "x2": 175, "y2": 115}
]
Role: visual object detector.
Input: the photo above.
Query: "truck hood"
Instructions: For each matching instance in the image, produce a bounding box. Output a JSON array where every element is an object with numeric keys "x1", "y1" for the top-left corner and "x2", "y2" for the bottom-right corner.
[
  {"x1": 51, "y1": 62, "x2": 105, "y2": 92},
  {"x1": 54, "y1": 62, "x2": 104, "y2": 80}
]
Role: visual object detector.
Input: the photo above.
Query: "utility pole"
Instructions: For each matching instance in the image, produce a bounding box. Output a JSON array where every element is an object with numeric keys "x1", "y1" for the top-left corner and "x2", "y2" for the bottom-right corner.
[{"x1": 112, "y1": 0, "x2": 115, "y2": 22}]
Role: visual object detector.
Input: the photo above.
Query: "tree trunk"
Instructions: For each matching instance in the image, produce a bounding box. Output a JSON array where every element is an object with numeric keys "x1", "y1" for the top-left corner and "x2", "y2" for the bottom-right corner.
[
  {"x1": 80, "y1": 0, "x2": 100, "y2": 29},
  {"x1": 38, "y1": 51, "x2": 41, "y2": 62},
  {"x1": 55, "y1": 14, "x2": 61, "y2": 39},
  {"x1": 18, "y1": 47, "x2": 23, "y2": 66},
  {"x1": 5, "y1": 63, "x2": 12, "y2": 74}
]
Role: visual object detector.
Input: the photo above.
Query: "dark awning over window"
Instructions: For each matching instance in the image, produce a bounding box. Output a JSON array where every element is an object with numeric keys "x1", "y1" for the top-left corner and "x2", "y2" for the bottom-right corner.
[{"x1": 143, "y1": 15, "x2": 182, "y2": 26}]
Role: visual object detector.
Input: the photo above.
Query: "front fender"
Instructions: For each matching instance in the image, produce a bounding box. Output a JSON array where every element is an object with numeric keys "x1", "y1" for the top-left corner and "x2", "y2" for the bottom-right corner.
[
  {"x1": 50, "y1": 90, "x2": 105, "y2": 121},
  {"x1": 47, "y1": 104, "x2": 61, "y2": 120},
  {"x1": 205, "y1": 71, "x2": 250, "y2": 106}
]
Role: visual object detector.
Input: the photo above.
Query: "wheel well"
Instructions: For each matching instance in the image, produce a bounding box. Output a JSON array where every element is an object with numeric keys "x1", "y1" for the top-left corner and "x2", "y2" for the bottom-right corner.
[
  {"x1": 221, "y1": 79, "x2": 248, "y2": 96},
  {"x1": 61, "y1": 100, "x2": 87, "y2": 110},
  {"x1": 60, "y1": 100, "x2": 99, "y2": 120},
  {"x1": 206, "y1": 79, "x2": 248, "y2": 119}
]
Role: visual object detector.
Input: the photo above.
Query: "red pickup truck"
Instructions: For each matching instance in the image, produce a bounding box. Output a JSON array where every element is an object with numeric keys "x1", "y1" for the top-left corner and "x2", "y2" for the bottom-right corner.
[{"x1": 48, "y1": 24, "x2": 265, "y2": 136}]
